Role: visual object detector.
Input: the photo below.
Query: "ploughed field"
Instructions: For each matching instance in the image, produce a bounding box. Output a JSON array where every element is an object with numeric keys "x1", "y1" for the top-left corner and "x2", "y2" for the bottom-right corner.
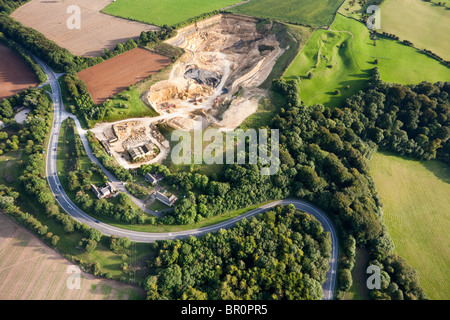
[
  {"x1": 11, "y1": 0, "x2": 158, "y2": 57},
  {"x1": 0, "y1": 44, "x2": 37, "y2": 101},
  {"x1": 78, "y1": 47, "x2": 171, "y2": 104},
  {"x1": 0, "y1": 213, "x2": 144, "y2": 300}
]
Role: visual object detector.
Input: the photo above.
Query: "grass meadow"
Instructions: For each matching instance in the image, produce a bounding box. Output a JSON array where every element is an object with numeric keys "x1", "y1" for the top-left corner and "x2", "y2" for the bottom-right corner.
[
  {"x1": 284, "y1": 14, "x2": 450, "y2": 107},
  {"x1": 380, "y1": 0, "x2": 450, "y2": 60},
  {"x1": 370, "y1": 152, "x2": 450, "y2": 300},
  {"x1": 102, "y1": 0, "x2": 241, "y2": 26},
  {"x1": 230, "y1": 0, "x2": 345, "y2": 27}
]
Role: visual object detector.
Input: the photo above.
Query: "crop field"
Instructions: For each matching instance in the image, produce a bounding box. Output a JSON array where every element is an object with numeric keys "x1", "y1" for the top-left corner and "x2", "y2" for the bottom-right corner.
[
  {"x1": 380, "y1": 0, "x2": 450, "y2": 60},
  {"x1": 11, "y1": 0, "x2": 158, "y2": 57},
  {"x1": 230, "y1": 0, "x2": 345, "y2": 27},
  {"x1": 0, "y1": 44, "x2": 37, "y2": 101},
  {"x1": 284, "y1": 14, "x2": 450, "y2": 107},
  {"x1": 78, "y1": 47, "x2": 171, "y2": 104},
  {"x1": 370, "y1": 152, "x2": 450, "y2": 300},
  {"x1": 102, "y1": 0, "x2": 241, "y2": 26},
  {"x1": 0, "y1": 213, "x2": 144, "y2": 300}
]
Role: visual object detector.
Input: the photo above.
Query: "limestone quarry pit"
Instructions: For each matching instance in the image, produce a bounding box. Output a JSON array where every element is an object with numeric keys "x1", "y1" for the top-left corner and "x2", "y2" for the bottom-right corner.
[
  {"x1": 93, "y1": 15, "x2": 285, "y2": 169},
  {"x1": 146, "y1": 14, "x2": 284, "y2": 131}
]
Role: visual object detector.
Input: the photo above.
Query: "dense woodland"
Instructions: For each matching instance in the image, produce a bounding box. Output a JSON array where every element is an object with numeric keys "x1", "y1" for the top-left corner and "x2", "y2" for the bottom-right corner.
[
  {"x1": 343, "y1": 73, "x2": 450, "y2": 164},
  {"x1": 145, "y1": 205, "x2": 331, "y2": 300},
  {"x1": 140, "y1": 70, "x2": 443, "y2": 299}
]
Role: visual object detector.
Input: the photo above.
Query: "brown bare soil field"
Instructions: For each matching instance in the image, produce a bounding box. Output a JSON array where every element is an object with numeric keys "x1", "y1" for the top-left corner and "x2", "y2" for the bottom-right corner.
[
  {"x1": 11, "y1": 0, "x2": 158, "y2": 57},
  {"x1": 0, "y1": 44, "x2": 38, "y2": 101},
  {"x1": 0, "y1": 212, "x2": 145, "y2": 300},
  {"x1": 78, "y1": 47, "x2": 171, "y2": 104}
]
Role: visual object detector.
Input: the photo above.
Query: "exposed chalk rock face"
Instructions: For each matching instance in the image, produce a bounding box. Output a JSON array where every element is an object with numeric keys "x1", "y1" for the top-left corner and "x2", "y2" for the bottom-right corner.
[{"x1": 184, "y1": 67, "x2": 222, "y2": 88}]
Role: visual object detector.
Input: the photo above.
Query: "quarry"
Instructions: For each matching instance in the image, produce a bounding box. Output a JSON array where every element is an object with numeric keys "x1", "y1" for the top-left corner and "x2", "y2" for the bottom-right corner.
[
  {"x1": 92, "y1": 14, "x2": 284, "y2": 168},
  {"x1": 147, "y1": 14, "x2": 284, "y2": 130}
]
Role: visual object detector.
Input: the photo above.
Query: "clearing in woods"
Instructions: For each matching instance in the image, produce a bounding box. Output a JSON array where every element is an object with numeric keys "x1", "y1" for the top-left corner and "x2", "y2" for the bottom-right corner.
[
  {"x1": 11, "y1": 0, "x2": 159, "y2": 57},
  {"x1": 370, "y1": 152, "x2": 450, "y2": 300},
  {"x1": 0, "y1": 212, "x2": 145, "y2": 300},
  {"x1": 0, "y1": 44, "x2": 38, "y2": 101}
]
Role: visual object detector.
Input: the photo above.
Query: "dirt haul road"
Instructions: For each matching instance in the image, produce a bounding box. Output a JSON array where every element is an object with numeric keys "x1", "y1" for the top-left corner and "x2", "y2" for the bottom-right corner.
[{"x1": 11, "y1": 0, "x2": 159, "y2": 57}]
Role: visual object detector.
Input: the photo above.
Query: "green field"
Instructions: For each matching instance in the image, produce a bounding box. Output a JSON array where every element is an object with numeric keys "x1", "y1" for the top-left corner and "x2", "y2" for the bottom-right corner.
[
  {"x1": 370, "y1": 152, "x2": 450, "y2": 300},
  {"x1": 230, "y1": 0, "x2": 345, "y2": 27},
  {"x1": 102, "y1": 87, "x2": 159, "y2": 123},
  {"x1": 284, "y1": 14, "x2": 450, "y2": 107},
  {"x1": 102, "y1": 0, "x2": 241, "y2": 26},
  {"x1": 380, "y1": 0, "x2": 450, "y2": 60}
]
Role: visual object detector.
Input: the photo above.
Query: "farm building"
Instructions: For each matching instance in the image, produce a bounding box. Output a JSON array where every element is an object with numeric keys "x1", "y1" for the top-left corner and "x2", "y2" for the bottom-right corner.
[
  {"x1": 91, "y1": 182, "x2": 117, "y2": 199},
  {"x1": 129, "y1": 143, "x2": 155, "y2": 161},
  {"x1": 145, "y1": 172, "x2": 165, "y2": 185},
  {"x1": 155, "y1": 191, "x2": 177, "y2": 207}
]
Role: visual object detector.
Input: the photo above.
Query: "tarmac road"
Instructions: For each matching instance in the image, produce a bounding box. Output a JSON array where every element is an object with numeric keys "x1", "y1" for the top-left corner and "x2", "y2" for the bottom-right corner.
[{"x1": 31, "y1": 54, "x2": 338, "y2": 300}]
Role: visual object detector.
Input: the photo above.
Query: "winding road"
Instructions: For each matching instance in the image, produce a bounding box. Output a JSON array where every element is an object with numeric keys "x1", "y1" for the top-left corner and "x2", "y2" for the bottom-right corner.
[{"x1": 31, "y1": 54, "x2": 338, "y2": 300}]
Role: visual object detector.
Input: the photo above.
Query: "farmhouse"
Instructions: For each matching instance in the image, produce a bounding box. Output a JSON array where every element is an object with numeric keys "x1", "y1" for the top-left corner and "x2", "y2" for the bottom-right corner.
[
  {"x1": 145, "y1": 172, "x2": 165, "y2": 185},
  {"x1": 91, "y1": 182, "x2": 117, "y2": 199},
  {"x1": 155, "y1": 191, "x2": 178, "y2": 207}
]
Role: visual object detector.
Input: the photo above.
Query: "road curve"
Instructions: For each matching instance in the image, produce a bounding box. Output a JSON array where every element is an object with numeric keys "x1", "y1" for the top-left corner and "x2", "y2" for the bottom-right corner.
[{"x1": 32, "y1": 54, "x2": 337, "y2": 300}]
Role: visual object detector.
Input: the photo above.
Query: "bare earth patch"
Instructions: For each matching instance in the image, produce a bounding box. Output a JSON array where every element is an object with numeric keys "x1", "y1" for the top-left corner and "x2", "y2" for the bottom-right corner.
[
  {"x1": 0, "y1": 44, "x2": 38, "y2": 101},
  {"x1": 11, "y1": 0, "x2": 158, "y2": 57},
  {"x1": 78, "y1": 47, "x2": 171, "y2": 104},
  {"x1": 0, "y1": 212, "x2": 145, "y2": 300}
]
